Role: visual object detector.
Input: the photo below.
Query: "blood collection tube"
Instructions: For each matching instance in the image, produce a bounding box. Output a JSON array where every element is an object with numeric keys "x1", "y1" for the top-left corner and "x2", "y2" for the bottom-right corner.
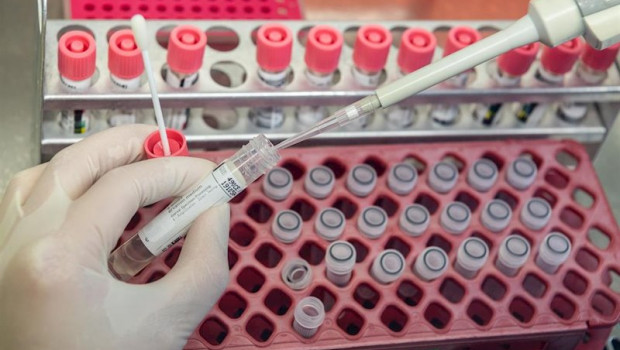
[
  {"x1": 520, "y1": 198, "x2": 552, "y2": 231},
  {"x1": 536, "y1": 232, "x2": 572, "y2": 274},
  {"x1": 480, "y1": 199, "x2": 512, "y2": 232},
  {"x1": 370, "y1": 249, "x2": 405, "y2": 284},
  {"x1": 304, "y1": 25, "x2": 343, "y2": 87},
  {"x1": 304, "y1": 165, "x2": 335, "y2": 199},
  {"x1": 293, "y1": 297, "x2": 326, "y2": 338},
  {"x1": 399, "y1": 204, "x2": 430, "y2": 236},
  {"x1": 282, "y1": 258, "x2": 313, "y2": 290},
  {"x1": 455, "y1": 237, "x2": 489, "y2": 279},
  {"x1": 496, "y1": 234, "x2": 531, "y2": 277},
  {"x1": 315, "y1": 208, "x2": 346, "y2": 241},
  {"x1": 440, "y1": 202, "x2": 471, "y2": 234},
  {"x1": 108, "y1": 134, "x2": 280, "y2": 281},
  {"x1": 387, "y1": 162, "x2": 418, "y2": 195},
  {"x1": 325, "y1": 240, "x2": 357, "y2": 286},
  {"x1": 352, "y1": 25, "x2": 392, "y2": 88},
  {"x1": 357, "y1": 206, "x2": 388, "y2": 239},
  {"x1": 164, "y1": 25, "x2": 206, "y2": 88},
  {"x1": 272, "y1": 210, "x2": 303, "y2": 244},
  {"x1": 262, "y1": 166, "x2": 294, "y2": 201},
  {"x1": 346, "y1": 164, "x2": 377, "y2": 197},
  {"x1": 467, "y1": 158, "x2": 498, "y2": 192},
  {"x1": 428, "y1": 161, "x2": 459, "y2": 193},
  {"x1": 413, "y1": 246, "x2": 449, "y2": 281},
  {"x1": 506, "y1": 157, "x2": 537, "y2": 190}
]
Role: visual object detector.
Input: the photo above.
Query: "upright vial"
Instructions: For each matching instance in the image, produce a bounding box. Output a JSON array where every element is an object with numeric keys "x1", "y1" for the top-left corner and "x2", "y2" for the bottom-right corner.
[
  {"x1": 352, "y1": 25, "x2": 392, "y2": 87},
  {"x1": 536, "y1": 232, "x2": 572, "y2": 274},
  {"x1": 304, "y1": 165, "x2": 335, "y2": 199},
  {"x1": 428, "y1": 161, "x2": 459, "y2": 193},
  {"x1": 440, "y1": 202, "x2": 471, "y2": 234},
  {"x1": 506, "y1": 157, "x2": 537, "y2": 190},
  {"x1": 520, "y1": 198, "x2": 552, "y2": 230},
  {"x1": 257, "y1": 23, "x2": 293, "y2": 87},
  {"x1": 370, "y1": 249, "x2": 405, "y2": 284},
  {"x1": 293, "y1": 297, "x2": 326, "y2": 338},
  {"x1": 263, "y1": 167, "x2": 294, "y2": 201},
  {"x1": 315, "y1": 208, "x2": 346, "y2": 241},
  {"x1": 325, "y1": 241, "x2": 357, "y2": 286},
  {"x1": 455, "y1": 237, "x2": 489, "y2": 279},
  {"x1": 347, "y1": 164, "x2": 377, "y2": 197},
  {"x1": 467, "y1": 158, "x2": 498, "y2": 192},
  {"x1": 164, "y1": 25, "x2": 207, "y2": 88},
  {"x1": 413, "y1": 247, "x2": 449, "y2": 281},
  {"x1": 496, "y1": 234, "x2": 531, "y2": 276},
  {"x1": 108, "y1": 29, "x2": 144, "y2": 126},
  {"x1": 357, "y1": 206, "x2": 388, "y2": 239},
  {"x1": 577, "y1": 43, "x2": 620, "y2": 84},
  {"x1": 304, "y1": 25, "x2": 343, "y2": 87},
  {"x1": 537, "y1": 38, "x2": 583, "y2": 85},
  {"x1": 272, "y1": 210, "x2": 303, "y2": 244},
  {"x1": 399, "y1": 204, "x2": 430, "y2": 236},
  {"x1": 480, "y1": 199, "x2": 512, "y2": 232},
  {"x1": 163, "y1": 108, "x2": 190, "y2": 130},
  {"x1": 387, "y1": 162, "x2": 418, "y2": 195}
]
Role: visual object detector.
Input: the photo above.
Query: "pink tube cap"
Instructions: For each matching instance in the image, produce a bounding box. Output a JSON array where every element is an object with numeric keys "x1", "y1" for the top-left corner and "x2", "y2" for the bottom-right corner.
[
  {"x1": 257, "y1": 23, "x2": 293, "y2": 72},
  {"x1": 58, "y1": 30, "x2": 97, "y2": 81},
  {"x1": 443, "y1": 26, "x2": 481, "y2": 57},
  {"x1": 144, "y1": 129, "x2": 189, "y2": 159},
  {"x1": 497, "y1": 42, "x2": 540, "y2": 77},
  {"x1": 305, "y1": 25, "x2": 343, "y2": 74},
  {"x1": 353, "y1": 24, "x2": 392, "y2": 73},
  {"x1": 108, "y1": 29, "x2": 144, "y2": 80},
  {"x1": 581, "y1": 42, "x2": 620, "y2": 72},
  {"x1": 541, "y1": 38, "x2": 583, "y2": 75},
  {"x1": 167, "y1": 25, "x2": 207, "y2": 75},
  {"x1": 397, "y1": 28, "x2": 436, "y2": 74}
]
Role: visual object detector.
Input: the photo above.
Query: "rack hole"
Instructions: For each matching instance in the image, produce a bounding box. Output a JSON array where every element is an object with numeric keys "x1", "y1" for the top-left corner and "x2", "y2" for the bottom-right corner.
[
  {"x1": 210, "y1": 61, "x2": 247, "y2": 88},
  {"x1": 191, "y1": 5, "x2": 202, "y2": 13},
  {"x1": 246, "y1": 314, "x2": 275, "y2": 342},
  {"x1": 228, "y1": 247, "x2": 239, "y2": 269},
  {"x1": 310, "y1": 285, "x2": 337, "y2": 312},
  {"x1": 347, "y1": 238, "x2": 369, "y2": 262},
  {"x1": 336, "y1": 308, "x2": 365, "y2": 336},
  {"x1": 471, "y1": 231, "x2": 493, "y2": 250},
  {"x1": 467, "y1": 299, "x2": 493, "y2": 326},
  {"x1": 156, "y1": 25, "x2": 176, "y2": 49},
  {"x1": 427, "y1": 234, "x2": 453, "y2": 254},
  {"x1": 56, "y1": 25, "x2": 95, "y2": 41},
  {"x1": 560, "y1": 206, "x2": 584, "y2": 229},
  {"x1": 200, "y1": 317, "x2": 229, "y2": 346},
  {"x1": 455, "y1": 191, "x2": 480, "y2": 212},
  {"x1": 523, "y1": 273, "x2": 548, "y2": 298},
  {"x1": 299, "y1": 241, "x2": 325, "y2": 265},
  {"x1": 414, "y1": 193, "x2": 440, "y2": 214},
  {"x1": 573, "y1": 187, "x2": 595, "y2": 209},
  {"x1": 174, "y1": 4, "x2": 184, "y2": 12},
  {"x1": 433, "y1": 26, "x2": 451, "y2": 49},
  {"x1": 481, "y1": 152, "x2": 504, "y2": 170},
  {"x1": 323, "y1": 158, "x2": 347, "y2": 179},
  {"x1": 354, "y1": 283, "x2": 380, "y2": 309},
  {"x1": 226, "y1": 5, "x2": 236, "y2": 13},
  {"x1": 363, "y1": 156, "x2": 388, "y2": 177},
  {"x1": 519, "y1": 151, "x2": 543, "y2": 168},
  {"x1": 84, "y1": 3, "x2": 95, "y2": 11},
  {"x1": 290, "y1": 198, "x2": 316, "y2": 221},
  {"x1": 532, "y1": 188, "x2": 557, "y2": 208},
  {"x1": 343, "y1": 26, "x2": 360, "y2": 48},
  {"x1": 442, "y1": 154, "x2": 465, "y2": 172},
  {"x1": 247, "y1": 200, "x2": 273, "y2": 224},
  {"x1": 138, "y1": 4, "x2": 148, "y2": 12},
  {"x1": 384, "y1": 236, "x2": 411, "y2": 257},
  {"x1": 281, "y1": 159, "x2": 306, "y2": 180},
  {"x1": 332, "y1": 197, "x2": 358, "y2": 219},
  {"x1": 264, "y1": 288, "x2": 292, "y2": 315},
  {"x1": 494, "y1": 189, "x2": 519, "y2": 209},
  {"x1": 389, "y1": 26, "x2": 408, "y2": 48},
  {"x1": 209, "y1": 5, "x2": 220, "y2": 14},
  {"x1": 102, "y1": 3, "x2": 113, "y2": 12},
  {"x1": 297, "y1": 26, "x2": 312, "y2": 47},
  {"x1": 106, "y1": 25, "x2": 132, "y2": 42},
  {"x1": 440, "y1": 278, "x2": 465, "y2": 303},
  {"x1": 203, "y1": 108, "x2": 239, "y2": 130},
  {"x1": 550, "y1": 294, "x2": 576, "y2": 320},
  {"x1": 255, "y1": 243, "x2": 283, "y2": 268},
  {"x1": 563, "y1": 270, "x2": 588, "y2": 296},
  {"x1": 374, "y1": 194, "x2": 400, "y2": 217},
  {"x1": 403, "y1": 155, "x2": 427, "y2": 174},
  {"x1": 230, "y1": 222, "x2": 256, "y2": 247},
  {"x1": 243, "y1": 5, "x2": 254, "y2": 14},
  {"x1": 219, "y1": 291, "x2": 247, "y2": 319},
  {"x1": 124, "y1": 212, "x2": 142, "y2": 231},
  {"x1": 604, "y1": 268, "x2": 620, "y2": 295},
  {"x1": 592, "y1": 291, "x2": 616, "y2": 316},
  {"x1": 260, "y1": 5, "x2": 271, "y2": 14},
  {"x1": 381, "y1": 305, "x2": 409, "y2": 332},
  {"x1": 397, "y1": 280, "x2": 424, "y2": 306},
  {"x1": 556, "y1": 149, "x2": 579, "y2": 171},
  {"x1": 147, "y1": 271, "x2": 165, "y2": 283},
  {"x1": 482, "y1": 275, "x2": 507, "y2": 301},
  {"x1": 545, "y1": 168, "x2": 570, "y2": 190},
  {"x1": 164, "y1": 247, "x2": 182, "y2": 268},
  {"x1": 237, "y1": 267, "x2": 265, "y2": 293},
  {"x1": 424, "y1": 302, "x2": 452, "y2": 330},
  {"x1": 588, "y1": 226, "x2": 611, "y2": 251},
  {"x1": 509, "y1": 297, "x2": 535, "y2": 323}
]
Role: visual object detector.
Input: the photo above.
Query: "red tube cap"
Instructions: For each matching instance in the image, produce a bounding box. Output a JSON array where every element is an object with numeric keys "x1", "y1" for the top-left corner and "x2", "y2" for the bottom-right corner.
[
  {"x1": 167, "y1": 25, "x2": 207, "y2": 75},
  {"x1": 305, "y1": 25, "x2": 343, "y2": 74},
  {"x1": 58, "y1": 30, "x2": 96, "y2": 81},
  {"x1": 353, "y1": 24, "x2": 392, "y2": 73},
  {"x1": 581, "y1": 42, "x2": 620, "y2": 72},
  {"x1": 443, "y1": 26, "x2": 481, "y2": 57},
  {"x1": 257, "y1": 23, "x2": 293, "y2": 72},
  {"x1": 497, "y1": 42, "x2": 540, "y2": 77},
  {"x1": 144, "y1": 129, "x2": 189, "y2": 159},
  {"x1": 397, "y1": 28, "x2": 436, "y2": 74},
  {"x1": 108, "y1": 29, "x2": 144, "y2": 80},
  {"x1": 541, "y1": 38, "x2": 583, "y2": 75}
]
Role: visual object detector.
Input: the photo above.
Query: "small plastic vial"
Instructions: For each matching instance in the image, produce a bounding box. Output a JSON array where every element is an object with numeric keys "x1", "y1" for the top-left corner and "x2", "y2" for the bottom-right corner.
[
  {"x1": 387, "y1": 162, "x2": 418, "y2": 195},
  {"x1": 162, "y1": 108, "x2": 190, "y2": 131},
  {"x1": 496, "y1": 234, "x2": 531, "y2": 277},
  {"x1": 455, "y1": 237, "x2": 489, "y2": 279},
  {"x1": 352, "y1": 25, "x2": 392, "y2": 87},
  {"x1": 399, "y1": 204, "x2": 430, "y2": 236},
  {"x1": 282, "y1": 258, "x2": 313, "y2": 290},
  {"x1": 537, "y1": 38, "x2": 583, "y2": 85},
  {"x1": 370, "y1": 249, "x2": 405, "y2": 284},
  {"x1": 272, "y1": 210, "x2": 303, "y2": 244},
  {"x1": 440, "y1": 202, "x2": 471, "y2": 234},
  {"x1": 249, "y1": 107, "x2": 285, "y2": 129},
  {"x1": 59, "y1": 109, "x2": 93, "y2": 134},
  {"x1": 520, "y1": 198, "x2": 552, "y2": 231},
  {"x1": 296, "y1": 106, "x2": 328, "y2": 128},
  {"x1": 346, "y1": 164, "x2": 377, "y2": 197},
  {"x1": 536, "y1": 232, "x2": 572, "y2": 274},
  {"x1": 293, "y1": 297, "x2": 326, "y2": 338},
  {"x1": 304, "y1": 165, "x2": 335, "y2": 199},
  {"x1": 257, "y1": 23, "x2": 293, "y2": 87},
  {"x1": 480, "y1": 199, "x2": 512, "y2": 232},
  {"x1": 163, "y1": 25, "x2": 206, "y2": 88},
  {"x1": 304, "y1": 25, "x2": 343, "y2": 87},
  {"x1": 108, "y1": 134, "x2": 280, "y2": 281},
  {"x1": 325, "y1": 240, "x2": 357, "y2": 286},
  {"x1": 357, "y1": 206, "x2": 388, "y2": 239},
  {"x1": 506, "y1": 157, "x2": 537, "y2": 190},
  {"x1": 557, "y1": 102, "x2": 588, "y2": 124},
  {"x1": 263, "y1": 167, "x2": 293, "y2": 201},
  {"x1": 467, "y1": 158, "x2": 498, "y2": 192},
  {"x1": 577, "y1": 43, "x2": 620, "y2": 85},
  {"x1": 315, "y1": 208, "x2": 346, "y2": 241},
  {"x1": 428, "y1": 161, "x2": 459, "y2": 193},
  {"x1": 413, "y1": 247, "x2": 449, "y2": 281}
]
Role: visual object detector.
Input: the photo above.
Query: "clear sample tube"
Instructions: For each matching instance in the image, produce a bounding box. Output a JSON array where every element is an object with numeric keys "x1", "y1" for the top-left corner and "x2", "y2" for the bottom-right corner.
[
  {"x1": 506, "y1": 157, "x2": 537, "y2": 190},
  {"x1": 556, "y1": 102, "x2": 589, "y2": 124},
  {"x1": 520, "y1": 198, "x2": 552, "y2": 231},
  {"x1": 346, "y1": 164, "x2": 377, "y2": 197},
  {"x1": 108, "y1": 134, "x2": 280, "y2": 281},
  {"x1": 413, "y1": 247, "x2": 449, "y2": 281},
  {"x1": 370, "y1": 249, "x2": 405, "y2": 284},
  {"x1": 481, "y1": 199, "x2": 512, "y2": 232},
  {"x1": 163, "y1": 25, "x2": 206, "y2": 88},
  {"x1": 262, "y1": 167, "x2": 293, "y2": 201},
  {"x1": 536, "y1": 232, "x2": 572, "y2": 274},
  {"x1": 315, "y1": 208, "x2": 346, "y2": 241},
  {"x1": 496, "y1": 234, "x2": 531, "y2": 277},
  {"x1": 357, "y1": 206, "x2": 388, "y2": 239},
  {"x1": 257, "y1": 23, "x2": 293, "y2": 87},
  {"x1": 249, "y1": 107, "x2": 285, "y2": 129},
  {"x1": 296, "y1": 106, "x2": 328, "y2": 128},
  {"x1": 440, "y1": 202, "x2": 471, "y2": 234},
  {"x1": 293, "y1": 297, "x2": 326, "y2": 338},
  {"x1": 399, "y1": 204, "x2": 430, "y2": 237},
  {"x1": 162, "y1": 108, "x2": 190, "y2": 131},
  {"x1": 455, "y1": 237, "x2": 489, "y2": 279},
  {"x1": 325, "y1": 240, "x2": 357, "y2": 286},
  {"x1": 304, "y1": 165, "x2": 335, "y2": 199},
  {"x1": 282, "y1": 258, "x2": 313, "y2": 290},
  {"x1": 352, "y1": 25, "x2": 392, "y2": 87},
  {"x1": 387, "y1": 162, "x2": 418, "y2": 195},
  {"x1": 272, "y1": 210, "x2": 303, "y2": 244},
  {"x1": 428, "y1": 161, "x2": 459, "y2": 193},
  {"x1": 304, "y1": 25, "x2": 343, "y2": 87},
  {"x1": 467, "y1": 158, "x2": 498, "y2": 192}
]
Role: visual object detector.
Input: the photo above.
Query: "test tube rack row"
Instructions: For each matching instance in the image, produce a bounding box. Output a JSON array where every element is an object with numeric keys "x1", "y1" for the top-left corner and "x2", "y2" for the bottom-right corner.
[
  {"x1": 121, "y1": 139, "x2": 620, "y2": 350},
  {"x1": 41, "y1": 20, "x2": 620, "y2": 158}
]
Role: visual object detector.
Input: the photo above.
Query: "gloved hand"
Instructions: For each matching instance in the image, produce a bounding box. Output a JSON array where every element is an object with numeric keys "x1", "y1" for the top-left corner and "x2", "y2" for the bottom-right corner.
[{"x1": 0, "y1": 125, "x2": 230, "y2": 350}]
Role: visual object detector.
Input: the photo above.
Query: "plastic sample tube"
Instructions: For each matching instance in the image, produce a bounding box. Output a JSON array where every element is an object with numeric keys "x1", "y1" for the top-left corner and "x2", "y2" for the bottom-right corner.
[
  {"x1": 387, "y1": 162, "x2": 418, "y2": 195},
  {"x1": 455, "y1": 237, "x2": 489, "y2": 279},
  {"x1": 304, "y1": 25, "x2": 343, "y2": 87},
  {"x1": 296, "y1": 105, "x2": 329, "y2": 128},
  {"x1": 536, "y1": 232, "x2": 572, "y2": 274},
  {"x1": 413, "y1": 247, "x2": 449, "y2": 281},
  {"x1": 315, "y1": 208, "x2": 346, "y2": 241},
  {"x1": 577, "y1": 42, "x2": 620, "y2": 84},
  {"x1": 440, "y1": 202, "x2": 471, "y2": 234},
  {"x1": 496, "y1": 234, "x2": 531, "y2": 277},
  {"x1": 346, "y1": 164, "x2": 377, "y2": 197},
  {"x1": 357, "y1": 206, "x2": 388, "y2": 239},
  {"x1": 481, "y1": 199, "x2": 513, "y2": 232},
  {"x1": 164, "y1": 25, "x2": 206, "y2": 88},
  {"x1": 262, "y1": 167, "x2": 294, "y2": 201},
  {"x1": 325, "y1": 240, "x2": 357, "y2": 286},
  {"x1": 520, "y1": 198, "x2": 552, "y2": 230},
  {"x1": 282, "y1": 258, "x2": 313, "y2": 291},
  {"x1": 506, "y1": 157, "x2": 537, "y2": 190},
  {"x1": 272, "y1": 210, "x2": 303, "y2": 244},
  {"x1": 108, "y1": 134, "x2": 280, "y2": 281},
  {"x1": 428, "y1": 161, "x2": 459, "y2": 193},
  {"x1": 352, "y1": 24, "x2": 392, "y2": 88},
  {"x1": 257, "y1": 23, "x2": 293, "y2": 87},
  {"x1": 163, "y1": 108, "x2": 190, "y2": 131},
  {"x1": 293, "y1": 297, "x2": 326, "y2": 338},
  {"x1": 467, "y1": 158, "x2": 499, "y2": 192},
  {"x1": 304, "y1": 165, "x2": 335, "y2": 199},
  {"x1": 399, "y1": 204, "x2": 430, "y2": 237},
  {"x1": 370, "y1": 249, "x2": 405, "y2": 284},
  {"x1": 538, "y1": 38, "x2": 583, "y2": 85}
]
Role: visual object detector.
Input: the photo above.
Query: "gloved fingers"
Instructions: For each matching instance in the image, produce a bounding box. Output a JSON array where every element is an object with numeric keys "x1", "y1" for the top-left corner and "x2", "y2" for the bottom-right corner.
[
  {"x1": 0, "y1": 163, "x2": 47, "y2": 217},
  {"x1": 64, "y1": 156, "x2": 216, "y2": 255},
  {"x1": 23, "y1": 125, "x2": 156, "y2": 214}
]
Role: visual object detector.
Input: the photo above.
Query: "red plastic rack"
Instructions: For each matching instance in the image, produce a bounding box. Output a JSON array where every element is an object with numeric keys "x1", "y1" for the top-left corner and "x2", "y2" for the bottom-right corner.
[{"x1": 119, "y1": 139, "x2": 620, "y2": 350}]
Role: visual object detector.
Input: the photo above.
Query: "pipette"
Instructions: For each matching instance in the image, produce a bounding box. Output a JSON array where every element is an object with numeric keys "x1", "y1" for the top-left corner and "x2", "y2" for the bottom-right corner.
[{"x1": 276, "y1": 0, "x2": 620, "y2": 150}]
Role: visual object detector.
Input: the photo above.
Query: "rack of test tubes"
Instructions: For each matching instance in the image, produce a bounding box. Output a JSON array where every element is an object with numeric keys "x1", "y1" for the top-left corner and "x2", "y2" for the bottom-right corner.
[
  {"x1": 120, "y1": 138, "x2": 620, "y2": 350},
  {"x1": 41, "y1": 19, "x2": 620, "y2": 158}
]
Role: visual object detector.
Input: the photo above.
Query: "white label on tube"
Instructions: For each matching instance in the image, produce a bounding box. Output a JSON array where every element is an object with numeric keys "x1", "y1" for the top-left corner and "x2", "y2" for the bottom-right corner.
[{"x1": 138, "y1": 163, "x2": 243, "y2": 255}]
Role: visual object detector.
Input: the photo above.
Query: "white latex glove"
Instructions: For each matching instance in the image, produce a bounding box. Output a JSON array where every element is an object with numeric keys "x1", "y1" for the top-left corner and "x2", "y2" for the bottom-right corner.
[{"x1": 0, "y1": 125, "x2": 230, "y2": 350}]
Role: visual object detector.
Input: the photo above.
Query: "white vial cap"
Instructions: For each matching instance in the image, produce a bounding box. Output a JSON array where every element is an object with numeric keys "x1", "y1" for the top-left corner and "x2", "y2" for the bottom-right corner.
[
  {"x1": 440, "y1": 202, "x2": 471, "y2": 234},
  {"x1": 281, "y1": 258, "x2": 313, "y2": 290},
  {"x1": 520, "y1": 198, "x2": 552, "y2": 230},
  {"x1": 428, "y1": 161, "x2": 459, "y2": 193},
  {"x1": 262, "y1": 167, "x2": 293, "y2": 201},
  {"x1": 506, "y1": 157, "x2": 537, "y2": 190},
  {"x1": 455, "y1": 238, "x2": 489, "y2": 279},
  {"x1": 272, "y1": 210, "x2": 303, "y2": 243},
  {"x1": 293, "y1": 296, "x2": 326, "y2": 338},
  {"x1": 467, "y1": 159, "x2": 498, "y2": 192},
  {"x1": 388, "y1": 162, "x2": 418, "y2": 195},
  {"x1": 497, "y1": 235, "x2": 531, "y2": 275},
  {"x1": 347, "y1": 164, "x2": 377, "y2": 197},
  {"x1": 325, "y1": 240, "x2": 357, "y2": 286},
  {"x1": 481, "y1": 199, "x2": 512, "y2": 232},
  {"x1": 304, "y1": 166, "x2": 336, "y2": 199},
  {"x1": 315, "y1": 208, "x2": 346, "y2": 241},
  {"x1": 536, "y1": 232, "x2": 572, "y2": 274},
  {"x1": 370, "y1": 249, "x2": 406, "y2": 284},
  {"x1": 413, "y1": 247, "x2": 449, "y2": 281},
  {"x1": 399, "y1": 204, "x2": 430, "y2": 236},
  {"x1": 357, "y1": 206, "x2": 388, "y2": 239}
]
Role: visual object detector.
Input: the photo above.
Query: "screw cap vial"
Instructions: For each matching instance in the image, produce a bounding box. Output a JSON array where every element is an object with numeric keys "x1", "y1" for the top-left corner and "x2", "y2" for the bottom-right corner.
[
  {"x1": 272, "y1": 210, "x2": 303, "y2": 244},
  {"x1": 315, "y1": 208, "x2": 346, "y2": 241},
  {"x1": 440, "y1": 202, "x2": 471, "y2": 234},
  {"x1": 397, "y1": 27, "x2": 436, "y2": 74},
  {"x1": 58, "y1": 30, "x2": 96, "y2": 86},
  {"x1": 293, "y1": 297, "x2": 326, "y2": 338},
  {"x1": 167, "y1": 25, "x2": 207, "y2": 75},
  {"x1": 455, "y1": 237, "x2": 489, "y2": 279},
  {"x1": 263, "y1": 167, "x2": 293, "y2": 201},
  {"x1": 305, "y1": 165, "x2": 335, "y2": 199},
  {"x1": 325, "y1": 240, "x2": 357, "y2": 286},
  {"x1": 388, "y1": 162, "x2": 418, "y2": 195},
  {"x1": 281, "y1": 258, "x2": 312, "y2": 290},
  {"x1": 520, "y1": 198, "x2": 552, "y2": 230},
  {"x1": 428, "y1": 161, "x2": 459, "y2": 193},
  {"x1": 536, "y1": 232, "x2": 571, "y2": 274},
  {"x1": 399, "y1": 204, "x2": 430, "y2": 236},
  {"x1": 414, "y1": 247, "x2": 449, "y2": 281},
  {"x1": 541, "y1": 38, "x2": 583, "y2": 75},
  {"x1": 353, "y1": 24, "x2": 392, "y2": 73},
  {"x1": 496, "y1": 235, "x2": 531, "y2": 277},
  {"x1": 497, "y1": 43, "x2": 539, "y2": 77},
  {"x1": 443, "y1": 26, "x2": 481, "y2": 57},
  {"x1": 108, "y1": 29, "x2": 144, "y2": 80},
  {"x1": 347, "y1": 164, "x2": 377, "y2": 197},
  {"x1": 257, "y1": 23, "x2": 293, "y2": 72},
  {"x1": 305, "y1": 25, "x2": 343, "y2": 74},
  {"x1": 357, "y1": 206, "x2": 388, "y2": 239},
  {"x1": 370, "y1": 249, "x2": 405, "y2": 284},
  {"x1": 506, "y1": 157, "x2": 537, "y2": 190},
  {"x1": 467, "y1": 158, "x2": 498, "y2": 192},
  {"x1": 481, "y1": 199, "x2": 512, "y2": 232}
]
